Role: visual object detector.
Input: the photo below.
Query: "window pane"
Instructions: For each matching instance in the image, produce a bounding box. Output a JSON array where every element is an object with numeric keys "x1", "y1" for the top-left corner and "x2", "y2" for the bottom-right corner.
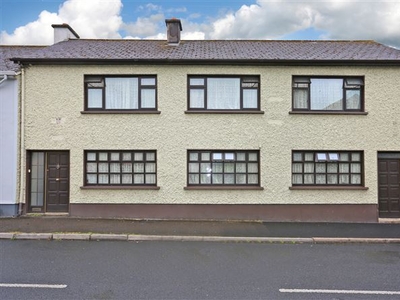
[
  {"x1": 293, "y1": 89, "x2": 308, "y2": 109},
  {"x1": 134, "y1": 163, "x2": 144, "y2": 173},
  {"x1": 304, "y1": 153, "x2": 314, "y2": 161},
  {"x1": 207, "y1": 78, "x2": 240, "y2": 109},
  {"x1": 105, "y1": 78, "x2": 138, "y2": 109},
  {"x1": 316, "y1": 174, "x2": 326, "y2": 184},
  {"x1": 225, "y1": 153, "x2": 235, "y2": 160},
  {"x1": 141, "y1": 89, "x2": 156, "y2": 108},
  {"x1": 189, "y1": 174, "x2": 199, "y2": 184},
  {"x1": 134, "y1": 174, "x2": 144, "y2": 184},
  {"x1": 88, "y1": 89, "x2": 103, "y2": 108},
  {"x1": 351, "y1": 174, "x2": 361, "y2": 184},
  {"x1": 292, "y1": 163, "x2": 302, "y2": 173},
  {"x1": 327, "y1": 163, "x2": 338, "y2": 173},
  {"x1": 212, "y1": 163, "x2": 223, "y2": 173},
  {"x1": 134, "y1": 153, "x2": 143, "y2": 161},
  {"x1": 87, "y1": 174, "x2": 97, "y2": 184},
  {"x1": 190, "y1": 89, "x2": 205, "y2": 108},
  {"x1": 224, "y1": 163, "x2": 234, "y2": 173},
  {"x1": 346, "y1": 90, "x2": 360, "y2": 109},
  {"x1": 110, "y1": 163, "x2": 120, "y2": 173},
  {"x1": 339, "y1": 174, "x2": 350, "y2": 184},
  {"x1": 224, "y1": 174, "x2": 235, "y2": 184},
  {"x1": 201, "y1": 153, "x2": 210, "y2": 161},
  {"x1": 87, "y1": 152, "x2": 96, "y2": 161},
  {"x1": 141, "y1": 78, "x2": 155, "y2": 85},
  {"x1": 327, "y1": 174, "x2": 338, "y2": 184},
  {"x1": 99, "y1": 174, "x2": 109, "y2": 184},
  {"x1": 146, "y1": 152, "x2": 155, "y2": 161},
  {"x1": 292, "y1": 174, "x2": 303, "y2": 184},
  {"x1": 248, "y1": 163, "x2": 258, "y2": 173},
  {"x1": 122, "y1": 174, "x2": 132, "y2": 184},
  {"x1": 110, "y1": 174, "x2": 120, "y2": 184},
  {"x1": 99, "y1": 152, "x2": 108, "y2": 161},
  {"x1": 293, "y1": 153, "x2": 302, "y2": 162},
  {"x1": 248, "y1": 153, "x2": 258, "y2": 161},
  {"x1": 190, "y1": 78, "x2": 204, "y2": 85},
  {"x1": 352, "y1": 153, "x2": 361, "y2": 161},
  {"x1": 351, "y1": 163, "x2": 361, "y2": 173},
  {"x1": 122, "y1": 163, "x2": 132, "y2": 173},
  {"x1": 200, "y1": 163, "x2": 211, "y2": 173},
  {"x1": 201, "y1": 174, "x2": 211, "y2": 184},
  {"x1": 236, "y1": 174, "x2": 246, "y2": 184},
  {"x1": 236, "y1": 163, "x2": 246, "y2": 173},
  {"x1": 146, "y1": 174, "x2": 156, "y2": 184},
  {"x1": 236, "y1": 153, "x2": 246, "y2": 161},
  {"x1": 339, "y1": 163, "x2": 349, "y2": 173},
  {"x1": 243, "y1": 89, "x2": 258, "y2": 108},
  {"x1": 316, "y1": 163, "x2": 326, "y2": 173},
  {"x1": 304, "y1": 174, "x2": 314, "y2": 184},
  {"x1": 213, "y1": 153, "x2": 223, "y2": 160},
  {"x1": 189, "y1": 152, "x2": 198, "y2": 161},
  {"x1": 111, "y1": 152, "x2": 119, "y2": 161},
  {"x1": 189, "y1": 163, "x2": 199, "y2": 173},
  {"x1": 248, "y1": 174, "x2": 258, "y2": 184},
  {"x1": 310, "y1": 79, "x2": 343, "y2": 110},
  {"x1": 122, "y1": 153, "x2": 131, "y2": 161},
  {"x1": 98, "y1": 163, "x2": 109, "y2": 172},
  {"x1": 212, "y1": 174, "x2": 223, "y2": 184},
  {"x1": 304, "y1": 163, "x2": 314, "y2": 173},
  {"x1": 87, "y1": 163, "x2": 97, "y2": 173},
  {"x1": 146, "y1": 163, "x2": 156, "y2": 173}
]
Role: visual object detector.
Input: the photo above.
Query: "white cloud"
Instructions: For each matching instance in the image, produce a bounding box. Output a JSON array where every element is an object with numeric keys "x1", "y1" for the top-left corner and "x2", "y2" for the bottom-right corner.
[
  {"x1": 206, "y1": 0, "x2": 400, "y2": 47},
  {"x1": 1, "y1": 0, "x2": 123, "y2": 45},
  {"x1": 122, "y1": 14, "x2": 165, "y2": 37}
]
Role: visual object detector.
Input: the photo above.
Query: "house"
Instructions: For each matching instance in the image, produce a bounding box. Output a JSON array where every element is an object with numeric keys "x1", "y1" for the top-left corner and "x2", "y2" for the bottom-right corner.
[
  {"x1": 10, "y1": 20, "x2": 400, "y2": 222},
  {"x1": 0, "y1": 46, "x2": 44, "y2": 216}
]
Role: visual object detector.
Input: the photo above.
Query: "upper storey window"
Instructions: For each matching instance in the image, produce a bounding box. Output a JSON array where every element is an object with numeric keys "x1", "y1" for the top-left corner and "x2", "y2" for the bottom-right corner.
[
  {"x1": 292, "y1": 77, "x2": 364, "y2": 112},
  {"x1": 84, "y1": 76, "x2": 157, "y2": 111},
  {"x1": 188, "y1": 76, "x2": 260, "y2": 111}
]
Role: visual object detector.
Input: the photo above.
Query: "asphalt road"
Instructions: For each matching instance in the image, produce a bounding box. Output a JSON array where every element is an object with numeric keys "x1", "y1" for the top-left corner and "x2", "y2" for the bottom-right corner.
[{"x1": 1, "y1": 240, "x2": 400, "y2": 300}]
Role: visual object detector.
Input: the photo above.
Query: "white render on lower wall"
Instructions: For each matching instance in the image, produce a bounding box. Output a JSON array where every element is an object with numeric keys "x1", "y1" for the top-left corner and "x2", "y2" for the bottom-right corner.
[{"x1": 22, "y1": 64, "x2": 400, "y2": 206}]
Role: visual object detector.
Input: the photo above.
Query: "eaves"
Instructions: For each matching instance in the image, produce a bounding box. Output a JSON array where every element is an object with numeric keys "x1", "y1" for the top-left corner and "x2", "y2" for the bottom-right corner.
[{"x1": 10, "y1": 58, "x2": 400, "y2": 67}]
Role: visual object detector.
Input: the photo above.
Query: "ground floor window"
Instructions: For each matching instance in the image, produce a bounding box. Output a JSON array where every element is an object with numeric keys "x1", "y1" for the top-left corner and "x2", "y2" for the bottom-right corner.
[
  {"x1": 292, "y1": 150, "x2": 363, "y2": 186},
  {"x1": 85, "y1": 150, "x2": 156, "y2": 186},
  {"x1": 187, "y1": 150, "x2": 260, "y2": 186}
]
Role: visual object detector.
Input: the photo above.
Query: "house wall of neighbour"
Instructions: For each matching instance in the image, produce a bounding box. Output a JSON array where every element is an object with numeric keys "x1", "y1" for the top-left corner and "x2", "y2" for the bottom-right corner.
[
  {"x1": 0, "y1": 77, "x2": 18, "y2": 216},
  {"x1": 22, "y1": 64, "x2": 400, "y2": 220}
]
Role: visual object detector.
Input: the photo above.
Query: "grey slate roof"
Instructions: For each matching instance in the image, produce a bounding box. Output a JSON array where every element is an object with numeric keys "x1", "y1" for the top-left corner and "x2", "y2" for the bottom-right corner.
[
  {"x1": 0, "y1": 46, "x2": 45, "y2": 72},
  {"x1": 9, "y1": 39, "x2": 400, "y2": 65}
]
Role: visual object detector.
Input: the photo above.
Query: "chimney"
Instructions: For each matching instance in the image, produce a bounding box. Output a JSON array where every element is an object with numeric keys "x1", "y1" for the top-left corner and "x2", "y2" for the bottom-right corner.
[
  {"x1": 165, "y1": 18, "x2": 182, "y2": 45},
  {"x1": 51, "y1": 24, "x2": 80, "y2": 44}
]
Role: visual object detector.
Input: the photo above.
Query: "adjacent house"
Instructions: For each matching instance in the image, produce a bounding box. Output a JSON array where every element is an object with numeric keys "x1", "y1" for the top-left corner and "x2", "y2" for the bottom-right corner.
[
  {"x1": 0, "y1": 46, "x2": 44, "y2": 216},
  {"x1": 10, "y1": 20, "x2": 400, "y2": 222}
]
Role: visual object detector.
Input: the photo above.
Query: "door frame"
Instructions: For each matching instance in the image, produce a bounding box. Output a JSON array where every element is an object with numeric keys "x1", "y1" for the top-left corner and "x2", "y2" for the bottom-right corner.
[{"x1": 26, "y1": 150, "x2": 70, "y2": 213}]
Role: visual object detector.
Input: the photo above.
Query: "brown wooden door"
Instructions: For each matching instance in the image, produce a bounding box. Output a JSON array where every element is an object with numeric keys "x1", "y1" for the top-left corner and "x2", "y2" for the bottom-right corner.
[
  {"x1": 46, "y1": 152, "x2": 69, "y2": 212},
  {"x1": 378, "y1": 159, "x2": 400, "y2": 218}
]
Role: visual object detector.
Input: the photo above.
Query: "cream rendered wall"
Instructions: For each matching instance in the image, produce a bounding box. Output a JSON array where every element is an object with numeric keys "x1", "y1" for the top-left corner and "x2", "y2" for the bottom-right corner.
[{"x1": 23, "y1": 64, "x2": 400, "y2": 206}]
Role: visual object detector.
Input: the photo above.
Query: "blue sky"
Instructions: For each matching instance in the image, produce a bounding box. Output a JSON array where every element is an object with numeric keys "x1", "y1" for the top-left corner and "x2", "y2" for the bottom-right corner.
[{"x1": 1, "y1": 0, "x2": 400, "y2": 48}]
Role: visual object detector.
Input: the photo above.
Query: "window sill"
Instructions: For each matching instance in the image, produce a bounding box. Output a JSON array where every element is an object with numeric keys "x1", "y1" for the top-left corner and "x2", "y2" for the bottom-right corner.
[
  {"x1": 80, "y1": 186, "x2": 160, "y2": 190},
  {"x1": 81, "y1": 111, "x2": 161, "y2": 114},
  {"x1": 184, "y1": 186, "x2": 264, "y2": 190},
  {"x1": 289, "y1": 111, "x2": 368, "y2": 115},
  {"x1": 185, "y1": 110, "x2": 265, "y2": 114},
  {"x1": 289, "y1": 186, "x2": 369, "y2": 190}
]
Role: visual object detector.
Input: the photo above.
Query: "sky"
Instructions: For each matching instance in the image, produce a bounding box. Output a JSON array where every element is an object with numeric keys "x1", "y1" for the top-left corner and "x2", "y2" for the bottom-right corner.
[{"x1": 1, "y1": 0, "x2": 400, "y2": 49}]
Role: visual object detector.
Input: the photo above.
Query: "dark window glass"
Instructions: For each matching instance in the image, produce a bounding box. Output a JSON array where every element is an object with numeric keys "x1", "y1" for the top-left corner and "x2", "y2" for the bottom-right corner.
[
  {"x1": 85, "y1": 150, "x2": 156, "y2": 186},
  {"x1": 85, "y1": 76, "x2": 157, "y2": 111},
  {"x1": 188, "y1": 76, "x2": 260, "y2": 110},
  {"x1": 292, "y1": 151, "x2": 363, "y2": 186},
  {"x1": 292, "y1": 77, "x2": 364, "y2": 111},
  {"x1": 188, "y1": 150, "x2": 260, "y2": 186}
]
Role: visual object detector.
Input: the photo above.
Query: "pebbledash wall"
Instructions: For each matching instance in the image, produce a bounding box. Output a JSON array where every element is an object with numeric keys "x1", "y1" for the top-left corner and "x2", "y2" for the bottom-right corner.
[{"x1": 22, "y1": 63, "x2": 400, "y2": 222}]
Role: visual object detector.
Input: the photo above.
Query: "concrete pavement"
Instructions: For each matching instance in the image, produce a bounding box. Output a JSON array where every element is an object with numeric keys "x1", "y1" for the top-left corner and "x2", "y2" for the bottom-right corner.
[{"x1": 1, "y1": 216, "x2": 400, "y2": 243}]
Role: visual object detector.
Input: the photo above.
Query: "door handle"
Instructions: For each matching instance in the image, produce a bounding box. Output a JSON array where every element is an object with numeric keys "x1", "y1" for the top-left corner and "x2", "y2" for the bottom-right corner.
[{"x1": 56, "y1": 178, "x2": 60, "y2": 181}]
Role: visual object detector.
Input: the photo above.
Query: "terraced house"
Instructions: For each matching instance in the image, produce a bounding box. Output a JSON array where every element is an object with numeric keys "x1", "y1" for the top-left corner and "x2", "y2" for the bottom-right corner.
[{"x1": 9, "y1": 19, "x2": 400, "y2": 222}]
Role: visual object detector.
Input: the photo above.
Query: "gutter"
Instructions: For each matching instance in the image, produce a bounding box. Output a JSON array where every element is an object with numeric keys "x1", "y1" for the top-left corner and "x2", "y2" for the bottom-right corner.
[{"x1": 0, "y1": 75, "x2": 7, "y2": 86}]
